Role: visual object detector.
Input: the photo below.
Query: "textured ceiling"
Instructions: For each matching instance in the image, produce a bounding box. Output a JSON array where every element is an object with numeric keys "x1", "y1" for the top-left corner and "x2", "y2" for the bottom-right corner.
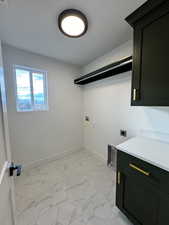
[{"x1": 0, "y1": 0, "x2": 146, "y2": 66}]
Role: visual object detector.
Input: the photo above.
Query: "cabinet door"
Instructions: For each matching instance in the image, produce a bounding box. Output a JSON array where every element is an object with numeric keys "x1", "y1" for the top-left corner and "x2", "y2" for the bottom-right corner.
[
  {"x1": 131, "y1": 2, "x2": 169, "y2": 106},
  {"x1": 116, "y1": 172, "x2": 159, "y2": 225},
  {"x1": 158, "y1": 192, "x2": 169, "y2": 225}
]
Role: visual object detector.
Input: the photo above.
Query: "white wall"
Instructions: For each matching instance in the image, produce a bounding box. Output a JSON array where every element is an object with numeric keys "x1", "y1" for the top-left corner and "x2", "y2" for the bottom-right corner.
[
  {"x1": 82, "y1": 41, "x2": 169, "y2": 161},
  {"x1": 3, "y1": 40, "x2": 169, "y2": 166},
  {"x1": 2, "y1": 44, "x2": 83, "y2": 167}
]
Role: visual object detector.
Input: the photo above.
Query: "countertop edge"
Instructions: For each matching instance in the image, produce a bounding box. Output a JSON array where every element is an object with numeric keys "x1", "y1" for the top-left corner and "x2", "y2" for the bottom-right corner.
[{"x1": 116, "y1": 147, "x2": 169, "y2": 173}]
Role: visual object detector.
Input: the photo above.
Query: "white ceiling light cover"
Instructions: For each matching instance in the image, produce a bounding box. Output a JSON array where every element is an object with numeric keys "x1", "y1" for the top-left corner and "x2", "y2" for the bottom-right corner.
[
  {"x1": 58, "y1": 9, "x2": 88, "y2": 38},
  {"x1": 61, "y1": 15, "x2": 85, "y2": 37}
]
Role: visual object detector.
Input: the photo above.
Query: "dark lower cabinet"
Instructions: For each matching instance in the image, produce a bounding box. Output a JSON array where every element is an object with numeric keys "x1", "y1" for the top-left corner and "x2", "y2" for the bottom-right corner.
[
  {"x1": 116, "y1": 150, "x2": 169, "y2": 225},
  {"x1": 124, "y1": 174, "x2": 159, "y2": 225},
  {"x1": 158, "y1": 192, "x2": 169, "y2": 225}
]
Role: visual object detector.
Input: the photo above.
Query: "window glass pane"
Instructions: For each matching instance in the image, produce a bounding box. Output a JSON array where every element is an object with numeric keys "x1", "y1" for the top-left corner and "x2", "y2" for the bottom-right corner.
[
  {"x1": 16, "y1": 69, "x2": 32, "y2": 111},
  {"x1": 32, "y1": 73, "x2": 46, "y2": 110}
]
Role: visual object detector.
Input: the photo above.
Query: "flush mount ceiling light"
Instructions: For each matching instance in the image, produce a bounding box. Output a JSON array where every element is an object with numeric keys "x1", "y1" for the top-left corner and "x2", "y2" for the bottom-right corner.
[{"x1": 58, "y1": 9, "x2": 88, "y2": 38}]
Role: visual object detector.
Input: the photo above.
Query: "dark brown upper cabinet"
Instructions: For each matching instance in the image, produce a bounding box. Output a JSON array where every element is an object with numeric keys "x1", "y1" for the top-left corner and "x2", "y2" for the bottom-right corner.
[{"x1": 126, "y1": 0, "x2": 169, "y2": 106}]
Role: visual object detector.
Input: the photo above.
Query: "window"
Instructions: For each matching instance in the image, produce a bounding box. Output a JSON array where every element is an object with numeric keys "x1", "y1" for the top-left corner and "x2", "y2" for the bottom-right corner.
[{"x1": 14, "y1": 66, "x2": 48, "y2": 112}]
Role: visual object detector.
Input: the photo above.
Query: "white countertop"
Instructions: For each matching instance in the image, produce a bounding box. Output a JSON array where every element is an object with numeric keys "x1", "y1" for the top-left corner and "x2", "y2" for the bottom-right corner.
[{"x1": 116, "y1": 136, "x2": 169, "y2": 172}]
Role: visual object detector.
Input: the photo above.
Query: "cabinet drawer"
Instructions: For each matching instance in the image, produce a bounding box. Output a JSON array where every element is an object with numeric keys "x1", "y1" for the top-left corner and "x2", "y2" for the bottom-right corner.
[{"x1": 117, "y1": 150, "x2": 169, "y2": 193}]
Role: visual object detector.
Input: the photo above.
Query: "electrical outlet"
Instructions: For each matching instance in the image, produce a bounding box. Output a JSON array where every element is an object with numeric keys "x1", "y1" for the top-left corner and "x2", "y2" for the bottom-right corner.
[{"x1": 120, "y1": 130, "x2": 127, "y2": 137}]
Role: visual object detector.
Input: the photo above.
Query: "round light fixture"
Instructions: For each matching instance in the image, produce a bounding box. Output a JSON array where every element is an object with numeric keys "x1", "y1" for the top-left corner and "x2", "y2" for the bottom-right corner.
[{"x1": 58, "y1": 9, "x2": 88, "y2": 38}]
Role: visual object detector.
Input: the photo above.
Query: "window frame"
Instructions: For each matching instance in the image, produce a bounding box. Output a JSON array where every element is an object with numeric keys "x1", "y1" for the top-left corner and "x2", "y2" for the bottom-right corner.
[{"x1": 13, "y1": 65, "x2": 49, "y2": 112}]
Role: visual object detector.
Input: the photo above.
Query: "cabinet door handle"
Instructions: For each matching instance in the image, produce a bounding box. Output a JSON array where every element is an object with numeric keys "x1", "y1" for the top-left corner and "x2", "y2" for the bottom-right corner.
[
  {"x1": 133, "y1": 88, "x2": 137, "y2": 101},
  {"x1": 117, "y1": 171, "x2": 121, "y2": 184},
  {"x1": 129, "y1": 163, "x2": 150, "y2": 176}
]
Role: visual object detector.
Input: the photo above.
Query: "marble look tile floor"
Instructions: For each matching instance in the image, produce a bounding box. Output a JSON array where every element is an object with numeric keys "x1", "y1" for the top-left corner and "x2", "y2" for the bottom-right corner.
[{"x1": 15, "y1": 150, "x2": 132, "y2": 225}]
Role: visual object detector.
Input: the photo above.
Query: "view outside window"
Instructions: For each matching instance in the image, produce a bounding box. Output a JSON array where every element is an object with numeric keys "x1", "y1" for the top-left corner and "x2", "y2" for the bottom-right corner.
[
  {"x1": 15, "y1": 66, "x2": 48, "y2": 111},
  {"x1": 32, "y1": 72, "x2": 45, "y2": 109}
]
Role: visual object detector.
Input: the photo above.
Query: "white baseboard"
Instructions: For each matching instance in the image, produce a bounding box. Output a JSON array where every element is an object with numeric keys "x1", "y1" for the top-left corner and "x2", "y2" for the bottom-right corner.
[
  {"x1": 85, "y1": 147, "x2": 107, "y2": 163},
  {"x1": 23, "y1": 148, "x2": 84, "y2": 172}
]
